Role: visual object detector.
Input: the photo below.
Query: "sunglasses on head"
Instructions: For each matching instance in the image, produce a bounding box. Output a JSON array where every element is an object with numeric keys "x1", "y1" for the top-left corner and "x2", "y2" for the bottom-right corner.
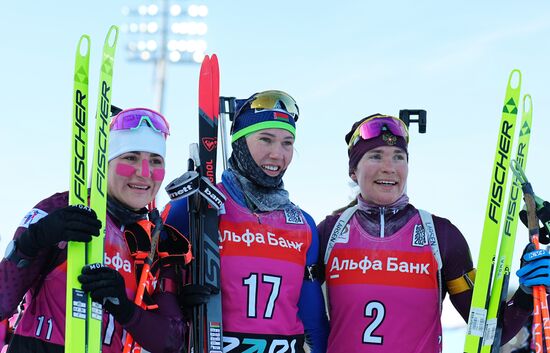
[
  {"x1": 110, "y1": 108, "x2": 170, "y2": 136},
  {"x1": 348, "y1": 115, "x2": 409, "y2": 150},
  {"x1": 234, "y1": 90, "x2": 300, "y2": 122}
]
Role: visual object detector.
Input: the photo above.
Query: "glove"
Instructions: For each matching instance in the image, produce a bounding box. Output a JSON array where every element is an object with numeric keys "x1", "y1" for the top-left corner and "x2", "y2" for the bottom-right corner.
[
  {"x1": 78, "y1": 264, "x2": 136, "y2": 325},
  {"x1": 179, "y1": 284, "x2": 217, "y2": 307},
  {"x1": 516, "y1": 243, "x2": 550, "y2": 294},
  {"x1": 18, "y1": 205, "x2": 102, "y2": 257},
  {"x1": 178, "y1": 284, "x2": 217, "y2": 317},
  {"x1": 519, "y1": 201, "x2": 550, "y2": 244}
]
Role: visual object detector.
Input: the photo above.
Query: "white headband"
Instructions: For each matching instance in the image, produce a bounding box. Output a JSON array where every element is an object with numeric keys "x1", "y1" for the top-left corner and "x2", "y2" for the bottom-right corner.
[{"x1": 108, "y1": 125, "x2": 166, "y2": 161}]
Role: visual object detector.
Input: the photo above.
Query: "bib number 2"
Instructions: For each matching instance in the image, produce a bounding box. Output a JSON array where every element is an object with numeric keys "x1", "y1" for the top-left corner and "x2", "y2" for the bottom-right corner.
[{"x1": 363, "y1": 301, "x2": 385, "y2": 345}]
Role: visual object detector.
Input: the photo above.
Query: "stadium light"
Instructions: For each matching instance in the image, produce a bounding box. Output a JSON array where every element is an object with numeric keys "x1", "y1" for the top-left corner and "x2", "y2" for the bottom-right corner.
[{"x1": 122, "y1": 1, "x2": 208, "y2": 113}]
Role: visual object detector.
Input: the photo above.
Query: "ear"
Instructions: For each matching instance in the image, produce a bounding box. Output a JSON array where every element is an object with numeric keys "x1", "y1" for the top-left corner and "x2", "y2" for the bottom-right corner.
[{"x1": 350, "y1": 171, "x2": 357, "y2": 183}]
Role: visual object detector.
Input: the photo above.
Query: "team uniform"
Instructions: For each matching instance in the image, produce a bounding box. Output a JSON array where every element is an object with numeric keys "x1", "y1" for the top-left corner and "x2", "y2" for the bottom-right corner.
[
  {"x1": 0, "y1": 192, "x2": 186, "y2": 353},
  {"x1": 318, "y1": 200, "x2": 533, "y2": 353},
  {"x1": 167, "y1": 171, "x2": 329, "y2": 353}
]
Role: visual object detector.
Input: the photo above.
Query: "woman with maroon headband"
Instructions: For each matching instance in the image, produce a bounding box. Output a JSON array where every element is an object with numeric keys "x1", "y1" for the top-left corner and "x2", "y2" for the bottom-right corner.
[
  {"x1": 317, "y1": 113, "x2": 550, "y2": 352},
  {"x1": 0, "y1": 108, "x2": 187, "y2": 353}
]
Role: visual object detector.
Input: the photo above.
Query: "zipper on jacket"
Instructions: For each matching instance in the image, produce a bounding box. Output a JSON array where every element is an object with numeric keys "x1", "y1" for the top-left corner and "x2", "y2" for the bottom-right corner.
[
  {"x1": 379, "y1": 207, "x2": 385, "y2": 238},
  {"x1": 252, "y1": 212, "x2": 262, "y2": 224}
]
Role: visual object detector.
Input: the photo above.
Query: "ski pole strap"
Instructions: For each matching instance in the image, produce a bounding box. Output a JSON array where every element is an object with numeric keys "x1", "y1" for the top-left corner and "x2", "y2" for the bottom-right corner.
[
  {"x1": 324, "y1": 205, "x2": 358, "y2": 265},
  {"x1": 417, "y1": 209, "x2": 442, "y2": 270},
  {"x1": 197, "y1": 176, "x2": 226, "y2": 210},
  {"x1": 165, "y1": 171, "x2": 201, "y2": 200},
  {"x1": 447, "y1": 269, "x2": 476, "y2": 295},
  {"x1": 417, "y1": 209, "x2": 444, "y2": 313}
]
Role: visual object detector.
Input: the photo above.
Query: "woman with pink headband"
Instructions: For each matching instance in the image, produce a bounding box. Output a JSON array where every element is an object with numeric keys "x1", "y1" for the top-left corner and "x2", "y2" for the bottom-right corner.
[
  {"x1": 0, "y1": 107, "x2": 188, "y2": 353},
  {"x1": 317, "y1": 113, "x2": 550, "y2": 352}
]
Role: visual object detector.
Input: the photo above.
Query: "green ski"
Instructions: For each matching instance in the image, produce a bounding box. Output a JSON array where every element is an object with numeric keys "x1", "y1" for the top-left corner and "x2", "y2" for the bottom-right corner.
[
  {"x1": 481, "y1": 95, "x2": 533, "y2": 352},
  {"x1": 463, "y1": 69, "x2": 521, "y2": 353},
  {"x1": 65, "y1": 25, "x2": 119, "y2": 353},
  {"x1": 87, "y1": 25, "x2": 118, "y2": 353},
  {"x1": 65, "y1": 34, "x2": 91, "y2": 353}
]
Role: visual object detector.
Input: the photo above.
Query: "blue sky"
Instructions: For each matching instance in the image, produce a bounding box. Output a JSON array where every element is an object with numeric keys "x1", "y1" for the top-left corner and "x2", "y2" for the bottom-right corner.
[{"x1": 2, "y1": 1, "x2": 550, "y2": 349}]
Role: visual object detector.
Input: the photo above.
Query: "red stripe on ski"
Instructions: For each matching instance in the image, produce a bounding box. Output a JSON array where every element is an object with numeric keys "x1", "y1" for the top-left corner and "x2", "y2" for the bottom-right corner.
[
  {"x1": 199, "y1": 55, "x2": 216, "y2": 123},
  {"x1": 210, "y1": 54, "x2": 220, "y2": 119}
]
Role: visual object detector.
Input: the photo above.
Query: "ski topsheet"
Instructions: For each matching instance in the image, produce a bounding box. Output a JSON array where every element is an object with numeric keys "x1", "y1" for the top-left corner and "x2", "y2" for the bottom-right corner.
[
  {"x1": 65, "y1": 25, "x2": 118, "y2": 353},
  {"x1": 87, "y1": 24, "x2": 118, "y2": 353},
  {"x1": 482, "y1": 95, "x2": 532, "y2": 352},
  {"x1": 463, "y1": 69, "x2": 522, "y2": 353},
  {"x1": 163, "y1": 54, "x2": 225, "y2": 353},
  {"x1": 196, "y1": 54, "x2": 224, "y2": 353},
  {"x1": 66, "y1": 34, "x2": 91, "y2": 353}
]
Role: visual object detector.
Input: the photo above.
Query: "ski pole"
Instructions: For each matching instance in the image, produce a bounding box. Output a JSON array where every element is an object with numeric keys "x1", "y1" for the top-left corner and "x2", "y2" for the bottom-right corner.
[
  {"x1": 533, "y1": 194, "x2": 550, "y2": 236},
  {"x1": 219, "y1": 96, "x2": 235, "y2": 170},
  {"x1": 510, "y1": 160, "x2": 550, "y2": 351},
  {"x1": 524, "y1": 192, "x2": 549, "y2": 352}
]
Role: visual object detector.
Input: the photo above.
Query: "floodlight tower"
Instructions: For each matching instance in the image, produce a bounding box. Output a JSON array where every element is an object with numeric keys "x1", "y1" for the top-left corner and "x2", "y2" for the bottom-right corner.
[{"x1": 122, "y1": 1, "x2": 208, "y2": 113}]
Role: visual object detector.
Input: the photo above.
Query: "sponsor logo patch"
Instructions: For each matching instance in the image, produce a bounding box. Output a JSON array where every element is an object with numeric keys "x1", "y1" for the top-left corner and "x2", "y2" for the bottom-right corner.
[
  {"x1": 19, "y1": 208, "x2": 48, "y2": 228},
  {"x1": 412, "y1": 224, "x2": 427, "y2": 247},
  {"x1": 335, "y1": 223, "x2": 350, "y2": 244},
  {"x1": 283, "y1": 207, "x2": 304, "y2": 224}
]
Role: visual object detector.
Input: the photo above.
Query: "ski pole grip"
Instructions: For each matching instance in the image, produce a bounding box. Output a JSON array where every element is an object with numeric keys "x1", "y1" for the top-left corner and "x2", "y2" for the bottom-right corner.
[
  {"x1": 522, "y1": 182, "x2": 534, "y2": 198},
  {"x1": 220, "y1": 96, "x2": 236, "y2": 121},
  {"x1": 189, "y1": 143, "x2": 200, "y2": 168}
]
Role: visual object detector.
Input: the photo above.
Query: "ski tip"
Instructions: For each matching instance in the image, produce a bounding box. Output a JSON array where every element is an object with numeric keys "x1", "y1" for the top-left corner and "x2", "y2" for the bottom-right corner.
[
  {"x1": 105, "y1": 25, "x2": 120, "y2": 48},
  {"x1": 508, "y1": 69, "x2": 521, "y2": 90},
  {"x1": 77, "y1": 35, "x2": 91, "y2": 58},
  {"x1": 199, "y1": 57, "x2": 212, "y2": 107},
  {"x1": 210, "y1": 54, "x2": 218, "y2": 65},
  {"x1": 211, "y1": 54, "x2": 220, "y2": 117},
  {"x1": 199, "y1": 55, "x2": 211, "y2": 78},
  {"x1": 522, "y1": 94, "x2": 532, "y2": 113}
]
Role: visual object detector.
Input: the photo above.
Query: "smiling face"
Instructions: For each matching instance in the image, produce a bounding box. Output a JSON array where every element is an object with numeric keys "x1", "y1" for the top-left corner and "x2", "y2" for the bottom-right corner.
[
  {"x1": 351, "y1": 146, "x2": 408, "y2": 205},
  {"x1": 245, "y1": 128, "x2": 294, "y2": 177},
  {"x1": 107, "y1": 151, "x2": 165, "y2": 210}
]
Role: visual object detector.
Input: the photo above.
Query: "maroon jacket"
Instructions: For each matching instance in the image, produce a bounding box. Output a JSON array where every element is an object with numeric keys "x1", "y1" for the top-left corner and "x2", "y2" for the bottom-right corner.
[{"x1": 0, "y1": 192, "x2": 185, "y2": 353}]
